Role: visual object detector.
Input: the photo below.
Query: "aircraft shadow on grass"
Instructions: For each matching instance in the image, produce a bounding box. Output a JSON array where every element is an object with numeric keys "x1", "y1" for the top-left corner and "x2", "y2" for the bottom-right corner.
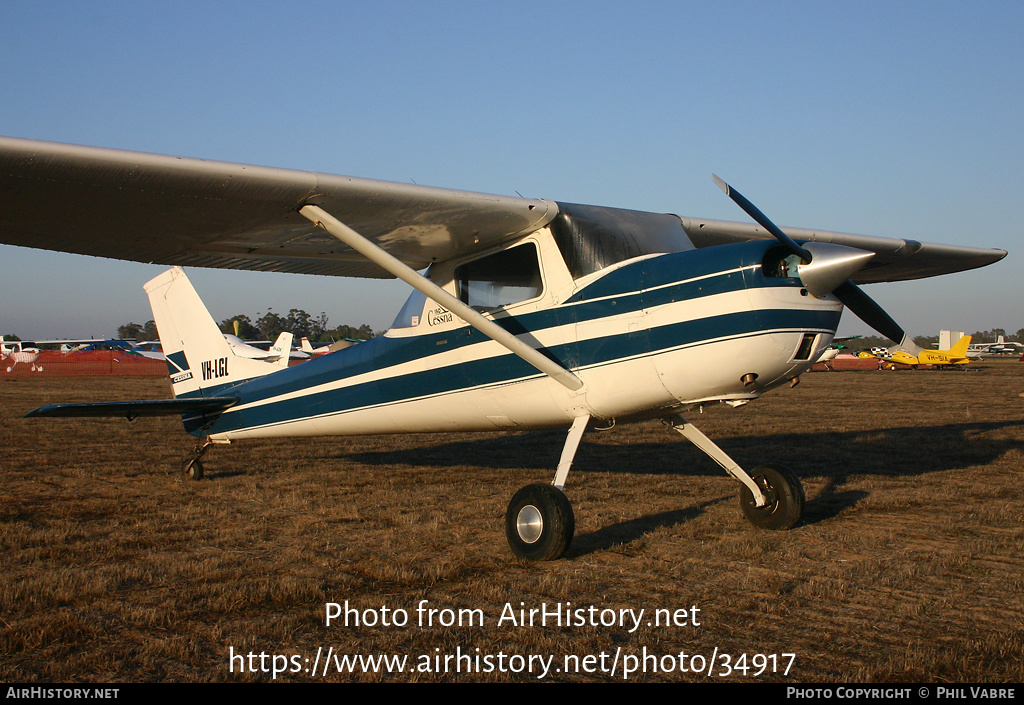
[
  {"x1": 568, "y1": 497, "x2": 732, "y2": 557},
  {"x1": 336, "y1": 419, "x2": 1024, "y2": 546}
]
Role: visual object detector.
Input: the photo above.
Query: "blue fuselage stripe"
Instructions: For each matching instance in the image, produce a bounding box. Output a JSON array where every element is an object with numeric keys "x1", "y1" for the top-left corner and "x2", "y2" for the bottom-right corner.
[
  {"x1": 191, "y1": 242, "x2": 839, "y2": 435},
  {"x1": 207, "y1": 307, "x2": 839, "y2": 434},
  {"x1": 199, "y1": 245, "x2": 762, "y2": 402}
]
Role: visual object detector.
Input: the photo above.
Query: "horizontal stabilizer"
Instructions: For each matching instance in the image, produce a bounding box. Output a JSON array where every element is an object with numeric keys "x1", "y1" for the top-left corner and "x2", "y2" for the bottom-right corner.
[{"x1": 25, "y1": 397, "x2": 238, "y2": 420}]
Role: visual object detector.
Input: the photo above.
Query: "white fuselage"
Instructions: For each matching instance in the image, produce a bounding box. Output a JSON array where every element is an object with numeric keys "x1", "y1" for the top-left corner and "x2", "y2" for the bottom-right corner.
[{"x1": 196, "y1": 237, "x2": 841, "y2": 442}]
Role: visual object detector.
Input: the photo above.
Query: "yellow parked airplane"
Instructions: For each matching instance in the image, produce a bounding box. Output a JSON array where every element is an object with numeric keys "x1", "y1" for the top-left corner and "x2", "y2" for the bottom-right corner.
[{"x1": 872, "y1": 335, "x2": 973, "y2": 368}]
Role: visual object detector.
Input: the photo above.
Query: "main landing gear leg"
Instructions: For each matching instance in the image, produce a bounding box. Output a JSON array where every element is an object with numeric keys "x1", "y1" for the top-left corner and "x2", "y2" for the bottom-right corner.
[
  {"x1": 668, "y1": 414, "x2": 804, "y2": 530},
  {"x1": 505, "y1": 414, "x2": 590, "y2": 561}
]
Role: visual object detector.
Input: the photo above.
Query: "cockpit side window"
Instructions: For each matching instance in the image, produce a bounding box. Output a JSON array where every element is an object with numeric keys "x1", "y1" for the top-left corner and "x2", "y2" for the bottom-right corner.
[
  {"x1": 455, "y1": 243, "x2": 543, "y2": 312},
  {"x1": 762, "y1": 247, "x2": 804, "y2": 278}
]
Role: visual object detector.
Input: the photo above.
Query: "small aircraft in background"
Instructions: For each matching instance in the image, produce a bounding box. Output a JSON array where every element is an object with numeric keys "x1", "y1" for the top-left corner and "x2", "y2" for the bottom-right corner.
[
  {"x1": 55, "y1": 338, "x2": 169, "y2": 361},
  {"x1": 69, "y1": 339, "x2": 157, "y2": 355},
  {"x1": 1, "y1": 337, "x2": 42, "y2": 372},
  {"x1": 299, "y1": 337, "x2": 328, "y2": 356},
  {"x1": 0, "y1": 136, "x2": 1007, "y2": 560},
  {"x1": 968, "y1": 335, "x2": 1023, "y2": 356},
  {"x1": 2, "y1": 335, "x2": 110, "y2": 370},
  {"x1": 858, "y1": 347, "x2": 888, "y2": 359},
  {"x1": 869, "y1": 334, "x2": 973, "y2": 369},
  {"x1": 300, "y1": 336, "x2": 364, "y2": 356},
  {"x1": 815, "y1": 336, "x2": 862, "y2": 369},
  {"x1": 125, "y1": 341, "x2": 165, "y2": 360},
  {"x1": 223, "y1": 332, "x2": 304, "y2": 364}
]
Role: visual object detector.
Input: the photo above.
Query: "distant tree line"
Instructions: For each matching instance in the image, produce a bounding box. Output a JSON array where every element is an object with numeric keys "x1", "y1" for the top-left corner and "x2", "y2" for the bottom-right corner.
[
  {"x1": 115, "y1": 309, "x2": 377, "y2": 343},
  {"x1": 215, "y1": 309, "x2": 376, "y2": 342},
  {"x1": 117, "y1": 321, "x2": 159, "y2": 341}
]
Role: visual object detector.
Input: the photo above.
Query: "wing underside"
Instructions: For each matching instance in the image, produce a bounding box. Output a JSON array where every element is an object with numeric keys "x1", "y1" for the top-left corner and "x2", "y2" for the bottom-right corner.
[
  {"x1": 0, "y1": 136, "x2": 557, "y2": 277},
  {"x1": 0, "y1": 136, "x2": 1006, "y2": 283}
]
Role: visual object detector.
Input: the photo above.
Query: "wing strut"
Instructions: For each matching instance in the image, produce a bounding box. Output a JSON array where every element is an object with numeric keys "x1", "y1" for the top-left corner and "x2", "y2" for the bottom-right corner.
[{"x1": 299, "y1": 205, "x2": 584, "y2": 392}]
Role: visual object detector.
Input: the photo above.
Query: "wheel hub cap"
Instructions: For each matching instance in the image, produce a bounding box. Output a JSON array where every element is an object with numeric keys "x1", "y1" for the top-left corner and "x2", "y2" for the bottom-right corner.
[{"x1": 516, "y1": 505, "x2": 544, "y2": 544}]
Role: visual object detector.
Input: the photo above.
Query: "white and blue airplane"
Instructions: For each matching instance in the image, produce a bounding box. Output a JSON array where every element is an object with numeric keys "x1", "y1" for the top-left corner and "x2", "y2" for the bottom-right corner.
[{"x1": 0, "y1": 137, "x2": 1006, "y2": 560}]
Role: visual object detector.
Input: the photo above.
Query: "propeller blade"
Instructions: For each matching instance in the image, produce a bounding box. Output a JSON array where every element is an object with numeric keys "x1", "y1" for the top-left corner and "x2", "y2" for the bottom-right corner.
[
  {"x1": 832, "y1": 282, "x2": 921, "y2": 354},
  {"x1": 832, "y1": 282, "x2": 904, "y2": 343},
  {"x1": 713, "y1": 174, "x2": 922, "y2": 354},
  {"x1": 713, "y1": 174, "x2": 811, "y2": 262}
]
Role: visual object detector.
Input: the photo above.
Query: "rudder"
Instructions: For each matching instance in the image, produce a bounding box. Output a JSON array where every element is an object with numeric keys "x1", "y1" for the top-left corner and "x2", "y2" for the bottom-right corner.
[{"x1": 145, "y1": 267, "x2": 288, "y2": 396}]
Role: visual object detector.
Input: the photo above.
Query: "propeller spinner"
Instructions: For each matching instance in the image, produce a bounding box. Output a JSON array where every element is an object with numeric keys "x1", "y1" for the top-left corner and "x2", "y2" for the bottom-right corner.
[{"x1": 713, "y1": 175, "x2": 921, "y2": 354}]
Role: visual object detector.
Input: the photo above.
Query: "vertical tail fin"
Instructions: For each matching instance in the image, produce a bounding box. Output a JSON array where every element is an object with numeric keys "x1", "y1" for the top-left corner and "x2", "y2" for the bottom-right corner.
[
  {"x1": 947, "y1": 334, "x2": 972, "y2": 358},
  {"x1": 918, "y1": 334, "x2": 972, "y2": 365},
  {"x1": 145, "y1": 267, "x2": 289, "y2": 397},
  {"x1": 268, "y1": 332, "x2": 293, "y2": 369}
]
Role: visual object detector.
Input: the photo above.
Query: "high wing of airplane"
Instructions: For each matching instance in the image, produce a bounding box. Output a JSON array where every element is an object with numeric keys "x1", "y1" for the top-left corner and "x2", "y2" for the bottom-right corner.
[{"x1": 0, "y1": 136, "x2": 1007, "y2": 560}]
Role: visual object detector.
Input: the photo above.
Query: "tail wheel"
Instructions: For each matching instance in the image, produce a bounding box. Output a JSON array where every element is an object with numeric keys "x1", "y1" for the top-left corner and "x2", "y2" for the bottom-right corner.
[
  {"x1": 739, "y1": 464, "x2": 804, "y2": 530},
  {"x1": 505, "y1": 483, "x2": 574, "y2": 561},
  {"x1": 182, "y1": 458, "x2": 204, "y2": 481}
]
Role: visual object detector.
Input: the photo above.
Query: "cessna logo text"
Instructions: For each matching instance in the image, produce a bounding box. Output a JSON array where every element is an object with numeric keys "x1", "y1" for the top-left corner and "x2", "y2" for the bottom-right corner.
[
  {"x1": 202, "y1": 357, "x2": 229, "y2": 381},
  {"x1": 427, "y1": 306, "x2": 453, "y2": 326}
]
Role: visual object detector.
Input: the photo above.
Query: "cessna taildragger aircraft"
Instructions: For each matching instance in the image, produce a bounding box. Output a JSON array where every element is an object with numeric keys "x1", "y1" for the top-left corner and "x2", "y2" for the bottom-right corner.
[{"x1": 0, "y1": 136, "x2": 1007, "y2": 560}]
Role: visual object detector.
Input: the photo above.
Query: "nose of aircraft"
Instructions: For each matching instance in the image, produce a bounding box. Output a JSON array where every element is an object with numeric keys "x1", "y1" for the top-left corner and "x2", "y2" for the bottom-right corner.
[
  {"x1": 714, "y1": 174, "x2": 917, "y2": 351},
  {"x1": 796, "y1": 243, "x2": 875, "y2": 298}
]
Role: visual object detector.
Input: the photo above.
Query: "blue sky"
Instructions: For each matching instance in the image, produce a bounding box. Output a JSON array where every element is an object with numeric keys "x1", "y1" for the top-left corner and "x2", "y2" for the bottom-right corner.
[{"x1": 2, "y1": 1, "x2": 1021, "y2": 341}]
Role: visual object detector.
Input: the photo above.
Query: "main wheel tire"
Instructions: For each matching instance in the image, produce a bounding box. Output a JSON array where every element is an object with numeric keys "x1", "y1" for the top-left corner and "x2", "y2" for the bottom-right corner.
[
  {"x1": 505, "y1": 483, "x2": 575, "y2": 561},
  {"x1": 739, "y1": 464, "x2": 804, "y2": 530},
  {"x1": 182, "y1": 458, "x2": 204, "y2": 481}
]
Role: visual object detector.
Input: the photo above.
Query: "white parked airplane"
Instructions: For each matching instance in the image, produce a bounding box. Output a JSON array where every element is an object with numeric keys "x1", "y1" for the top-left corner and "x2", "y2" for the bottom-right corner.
[
  {"x1": 300, "y1": 337, "x2": 362, "y2": 355},
  {"x1": 1, "y1": 337, "x2": 42, "y2": 372},
  {"x1": 2, "y1": 336, "x2": 106, "y2": 370},
  {"x1": 223, "y1": 332, "x2": 302, "y2": 365},
  {"x1": 814, "y1": 336, "x2": 862, "y2": 369},
  {"x1": 0, "y1": 137, "x2": 1007, "y2": 560},
  {"x1": 968, "y1": 335, "x2": 1023, "y2": 356}
]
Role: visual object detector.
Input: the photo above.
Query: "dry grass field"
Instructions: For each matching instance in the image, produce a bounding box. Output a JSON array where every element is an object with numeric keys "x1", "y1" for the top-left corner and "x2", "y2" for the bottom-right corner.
[{"x1": 2, "y1": 361, "x2": 1023, "y2": 683}]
